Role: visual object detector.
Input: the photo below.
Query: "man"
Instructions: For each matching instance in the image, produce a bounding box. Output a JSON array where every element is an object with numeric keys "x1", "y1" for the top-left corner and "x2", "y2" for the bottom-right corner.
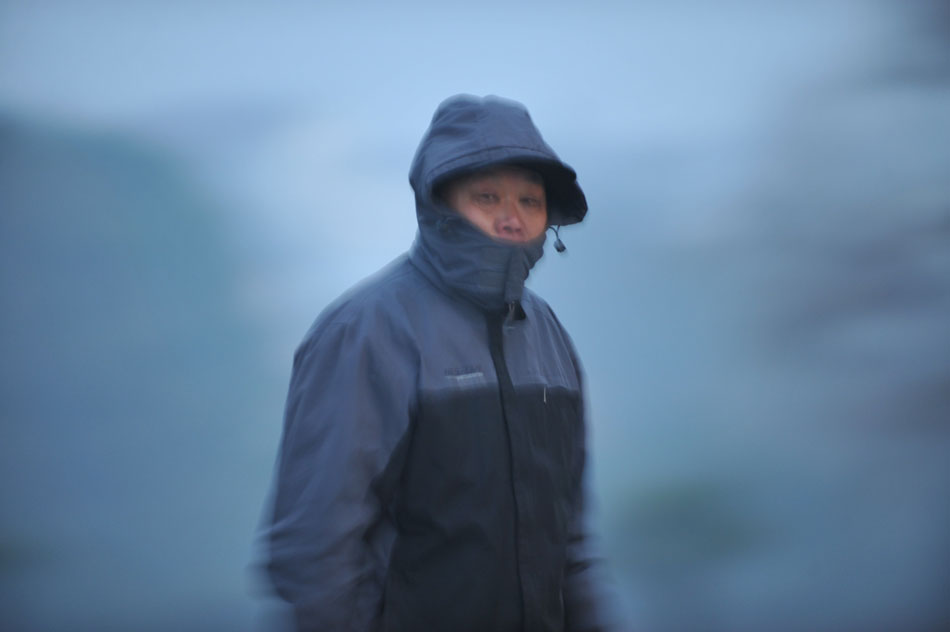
[{"x1": 265, "y1": 94, "x2": 621, "y2": 631}]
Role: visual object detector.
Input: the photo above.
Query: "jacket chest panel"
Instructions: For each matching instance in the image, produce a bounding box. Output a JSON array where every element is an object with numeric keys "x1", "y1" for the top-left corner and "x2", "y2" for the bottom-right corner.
[{"x1": 414, "y1": 314, "x2": 580, "y2": 398}]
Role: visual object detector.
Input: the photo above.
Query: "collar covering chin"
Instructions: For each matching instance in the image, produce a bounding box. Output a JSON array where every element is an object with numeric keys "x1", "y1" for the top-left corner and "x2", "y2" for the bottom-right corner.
[{"x1": 410, "y1": 209, "x2": 545, "y2": 314}]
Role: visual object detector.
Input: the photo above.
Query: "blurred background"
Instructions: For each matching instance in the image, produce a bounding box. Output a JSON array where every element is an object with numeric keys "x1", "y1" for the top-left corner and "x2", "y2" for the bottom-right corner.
[{"x1": 2, "y1": 0, "x2": 949, "y2": 630}]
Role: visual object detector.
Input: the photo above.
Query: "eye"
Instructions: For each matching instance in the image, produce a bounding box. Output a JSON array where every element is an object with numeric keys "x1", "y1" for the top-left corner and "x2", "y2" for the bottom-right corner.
[
  {"x1": 475, "y1": 192, "x2": 499, "y2": 204},
  {"x1": 521, "y1": 196, "x2": 542, "y2": 208}
]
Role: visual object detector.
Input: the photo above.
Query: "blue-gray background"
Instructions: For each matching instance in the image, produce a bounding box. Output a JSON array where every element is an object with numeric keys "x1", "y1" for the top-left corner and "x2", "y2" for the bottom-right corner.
[{"x1": 2, "y1": 1, "x2": 948, "y2": 630}]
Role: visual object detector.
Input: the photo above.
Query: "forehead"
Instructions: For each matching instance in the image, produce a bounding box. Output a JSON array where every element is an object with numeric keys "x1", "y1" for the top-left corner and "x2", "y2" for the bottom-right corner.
[{"x1": 454, "y1": 165, "x2": 545, "y2": 188}]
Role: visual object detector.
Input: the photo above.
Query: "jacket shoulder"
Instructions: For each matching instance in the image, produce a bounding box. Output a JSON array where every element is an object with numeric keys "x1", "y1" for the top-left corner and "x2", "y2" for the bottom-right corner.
[
  {"x1": 521, "y1": 286, "x2": 584, "y2": 373},
  {"x1": 521, "y1": 287, "x2": 572, "y2": 338},
  {"x1": 521, "y1": 286, "x2": 556, "y2": 319},
  {"x1": 296, "y1": 255, "x2": 422, "y2": 357}
]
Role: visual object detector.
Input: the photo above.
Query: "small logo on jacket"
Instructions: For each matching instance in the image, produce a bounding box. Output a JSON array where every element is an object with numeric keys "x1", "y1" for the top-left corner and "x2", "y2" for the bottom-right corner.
[{"x1": 445, "y1": 365, "x2": 484, "y2": 386}]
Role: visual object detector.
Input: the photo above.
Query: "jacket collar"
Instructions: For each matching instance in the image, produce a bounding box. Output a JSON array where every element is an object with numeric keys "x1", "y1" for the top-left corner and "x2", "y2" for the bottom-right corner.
[{"x1": 409, "y1": 206, "x2": 544, "y2": 315}]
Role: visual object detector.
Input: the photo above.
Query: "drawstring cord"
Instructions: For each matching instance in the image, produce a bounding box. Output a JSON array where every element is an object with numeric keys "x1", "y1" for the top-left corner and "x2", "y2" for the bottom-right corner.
[{"x1": 551, "y1": 225, "x2": 566, "y2": 253}]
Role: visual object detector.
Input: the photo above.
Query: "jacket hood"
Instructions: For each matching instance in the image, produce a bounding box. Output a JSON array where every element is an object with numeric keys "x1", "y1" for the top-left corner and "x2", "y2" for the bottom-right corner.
[
  {"x1": 409, "y1": 94, "x2": 587, "y2": 227},
  {"x1": 408, "y1": 95, "x2": 585, "y2": 314}
]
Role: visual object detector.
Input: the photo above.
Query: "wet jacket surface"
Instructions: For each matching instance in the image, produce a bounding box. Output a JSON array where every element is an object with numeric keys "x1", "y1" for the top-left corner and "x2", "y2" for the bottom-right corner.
[{"x1": 266, "y1": 96, "x2": 619, "y2": 632}]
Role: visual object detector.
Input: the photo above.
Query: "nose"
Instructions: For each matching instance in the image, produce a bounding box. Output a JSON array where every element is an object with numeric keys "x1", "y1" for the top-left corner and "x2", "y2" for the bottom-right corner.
[{"x1": 494, "y1": 197, "x2": 526, "y2": 240}]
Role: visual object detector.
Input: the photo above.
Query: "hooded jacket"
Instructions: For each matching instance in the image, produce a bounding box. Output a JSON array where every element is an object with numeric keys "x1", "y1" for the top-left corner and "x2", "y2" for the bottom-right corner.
[{"x1": 266, "y1": 95, "x2": 620, "y2": 632}]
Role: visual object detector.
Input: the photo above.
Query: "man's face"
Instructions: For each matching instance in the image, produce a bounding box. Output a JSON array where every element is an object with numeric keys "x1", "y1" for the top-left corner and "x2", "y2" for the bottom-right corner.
[{"x1": 442, "y1": 167, "x2": 548, "y2": 243}]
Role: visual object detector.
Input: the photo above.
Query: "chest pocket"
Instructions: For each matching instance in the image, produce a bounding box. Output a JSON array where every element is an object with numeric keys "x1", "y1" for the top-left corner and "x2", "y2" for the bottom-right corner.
[{"x1": 501, "y1": 319, "x2": 581, "y2": 394}]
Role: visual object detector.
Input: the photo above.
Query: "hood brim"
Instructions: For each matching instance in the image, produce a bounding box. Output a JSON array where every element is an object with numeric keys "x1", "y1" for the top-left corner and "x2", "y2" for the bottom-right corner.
[
  {"x1": 411, "y1": 95, "x2": 588, "y2": 227},
  {"x1": 427, "y1": 153, "x2": 588, "y2": 227}
]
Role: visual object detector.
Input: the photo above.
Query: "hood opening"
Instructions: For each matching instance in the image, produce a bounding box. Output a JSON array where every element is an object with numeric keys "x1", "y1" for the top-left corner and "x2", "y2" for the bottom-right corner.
[{"x1": 410, "y1": 95, "x2": 588, "y2": 227}]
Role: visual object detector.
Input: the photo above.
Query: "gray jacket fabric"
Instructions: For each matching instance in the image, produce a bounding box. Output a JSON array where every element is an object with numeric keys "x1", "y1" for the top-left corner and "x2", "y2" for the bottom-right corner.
[{"x1": 266, "y1": 95, "x2": 621, "y2": 631}]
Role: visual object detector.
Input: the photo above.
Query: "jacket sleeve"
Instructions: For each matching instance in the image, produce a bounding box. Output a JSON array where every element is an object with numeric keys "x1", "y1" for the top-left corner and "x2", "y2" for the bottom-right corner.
[
  {"x1": 563, "y1": 361, "x2": 629, "y2": 631},
  {"x1": 265, "y1": 316, "x2": 416, "y2": 632},
  {"x1": 562, "y1": 468, "x2": 628, "y2": 631}
]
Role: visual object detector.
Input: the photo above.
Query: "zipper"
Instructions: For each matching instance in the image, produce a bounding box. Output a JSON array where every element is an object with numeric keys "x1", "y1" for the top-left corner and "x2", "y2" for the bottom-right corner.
[{"x1": 486, "y1": 308, "x2": 526, "y2": 630}]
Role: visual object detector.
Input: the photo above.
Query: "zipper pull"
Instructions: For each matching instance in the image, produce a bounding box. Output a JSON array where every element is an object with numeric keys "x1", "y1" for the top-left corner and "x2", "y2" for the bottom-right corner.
[{"x1": 504, "y1": 301, "x2": 525, "y2": 325}]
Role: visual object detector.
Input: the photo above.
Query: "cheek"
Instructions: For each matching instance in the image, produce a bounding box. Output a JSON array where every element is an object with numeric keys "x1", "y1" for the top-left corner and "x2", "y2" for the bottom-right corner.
[
  {"x1": 525, "y1": 211, "x2": 548, "y2": 237},
  {"x1": 457, "y1": 204, "x2": 498, "y2": 233}
]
